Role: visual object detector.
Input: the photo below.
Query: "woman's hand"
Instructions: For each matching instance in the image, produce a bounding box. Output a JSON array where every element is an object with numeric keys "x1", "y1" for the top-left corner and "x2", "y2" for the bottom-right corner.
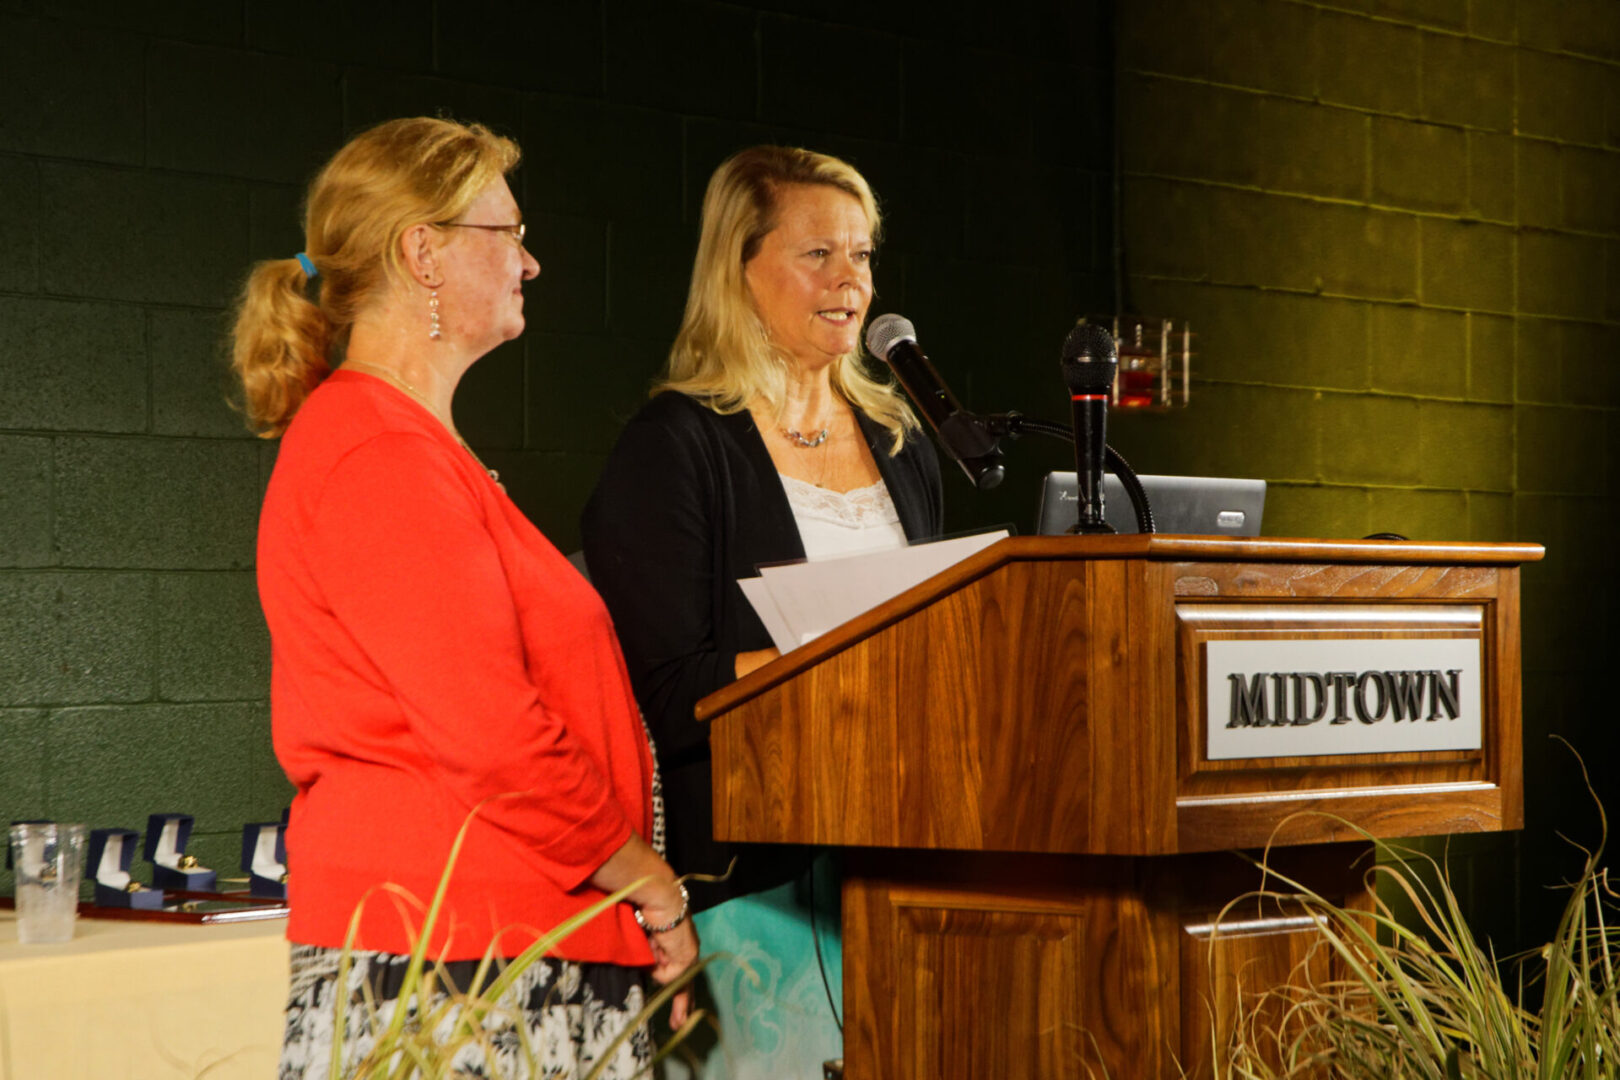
[
  {"x1": 734, "y1": 647, "x2": 781, "y2": 679},
  {"x1": 591, "y1": 836, "x2": 703, "y2": 1027},
  {"x1": 648, "y1": 920, "x2": 701, "y2": 1028},
  {"x1": 634, "y1": 878, "x2": 700, "y2": 1026}
]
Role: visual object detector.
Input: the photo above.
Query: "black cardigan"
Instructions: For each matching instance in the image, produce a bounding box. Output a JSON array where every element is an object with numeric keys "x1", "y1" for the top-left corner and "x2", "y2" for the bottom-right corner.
[{"x1": 581, "y1": 391, "x2": 943, "y2": 910}]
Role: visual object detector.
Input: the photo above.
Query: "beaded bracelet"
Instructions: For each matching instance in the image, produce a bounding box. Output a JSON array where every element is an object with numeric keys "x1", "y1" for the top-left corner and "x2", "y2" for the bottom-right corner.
[{"x1": 633, "y1": 881, "x2": 690, "y2": 934}]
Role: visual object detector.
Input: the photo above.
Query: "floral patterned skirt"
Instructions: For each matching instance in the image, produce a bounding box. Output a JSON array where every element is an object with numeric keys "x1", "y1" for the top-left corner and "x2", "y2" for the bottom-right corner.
[{"x1": 278, "y1": 943, "x2": 652, "y2": 1079}]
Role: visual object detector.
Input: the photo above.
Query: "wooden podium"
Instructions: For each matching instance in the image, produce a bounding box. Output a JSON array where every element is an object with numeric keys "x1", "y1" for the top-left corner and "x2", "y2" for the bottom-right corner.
[{"x1": 697, "y1": 536, "x2": 1543, "y2": 1078}]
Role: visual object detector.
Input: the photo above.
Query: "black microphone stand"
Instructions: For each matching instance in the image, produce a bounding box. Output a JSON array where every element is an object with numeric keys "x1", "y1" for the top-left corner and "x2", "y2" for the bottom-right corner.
[{"x1": 975, "y1": 411, "x2": 1157, "y2": 535}]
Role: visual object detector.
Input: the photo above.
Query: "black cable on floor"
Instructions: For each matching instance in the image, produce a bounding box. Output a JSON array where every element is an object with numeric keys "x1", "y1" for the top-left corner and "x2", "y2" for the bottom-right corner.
[{"x1": 808, "y1": 858, "x2": 843, "y2": 1033}]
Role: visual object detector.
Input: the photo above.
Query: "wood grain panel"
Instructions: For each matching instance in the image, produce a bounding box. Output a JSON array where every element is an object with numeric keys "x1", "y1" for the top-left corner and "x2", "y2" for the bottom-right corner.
[
  {"x1": 970, "y1": 561, "x2": 1097, "y2": 852},
  {"x1": 1171, "y1": 562, "x2": 1500, "y2": 599},
  {"x1": 1172, "y1": 845, "x2": 1375, "y2": 1080},
  {"x1": 714, "y1": 629, "x2": 903, "y2": 848},
  {"x1": 843, "y1": 846, "x2": 1371, "y2": 1079},
  {"x1": 895, "y1": 905, "x2": 1085, "y2": 1076},
  {"x1": 1489, "y1": 568, "x2": 1525, "y2": 829},
  {"x1": 1177, "y1": 785, "x2": 1505, "y2": 850},
  {"x1": 711, "y1": 558, "x2": 1180, "y2": 854},
  {"x1": 1128, "y1": 560, "x2": 1183, "y2": 852},
  {"x1": 800, "y1": 633, "x2": 902, "y2": 847},
  {"x1": 842, "y1": 853, "x2": 1171, "y2": 1080},
  {"x1": 896, "y1": 587, "x2": 986, "y2": 849},
  {"x1": 1180, "y1": 913, "x2": 1336, "y2": 1080}
]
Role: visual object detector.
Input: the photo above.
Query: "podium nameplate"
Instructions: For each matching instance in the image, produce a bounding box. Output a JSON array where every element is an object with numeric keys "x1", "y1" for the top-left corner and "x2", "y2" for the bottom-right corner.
[{"x1": 1205, "y1": 637, "x2": 1483, "y2": 760}]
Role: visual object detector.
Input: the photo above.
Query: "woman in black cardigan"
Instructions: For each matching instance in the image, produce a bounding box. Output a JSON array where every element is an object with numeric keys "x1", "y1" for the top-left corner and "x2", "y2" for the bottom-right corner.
[{"x1": 582, "y1": 146, "x2": 941, "y2": 1077}]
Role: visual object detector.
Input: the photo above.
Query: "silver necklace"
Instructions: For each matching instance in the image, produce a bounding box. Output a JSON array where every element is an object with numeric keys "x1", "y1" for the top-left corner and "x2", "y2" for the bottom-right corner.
[
  {"x1": 344, "y1": 361, "x2": 501, "y2": 485},
  {"x1": 781, "y1": 426, "x2": 830, "y2": 449}
]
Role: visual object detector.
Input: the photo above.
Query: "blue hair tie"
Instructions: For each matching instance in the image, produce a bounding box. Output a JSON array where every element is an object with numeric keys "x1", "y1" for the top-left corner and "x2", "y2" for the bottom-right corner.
[{"x1": 295, "y1": 252, "x2": 318, "y2": 278}]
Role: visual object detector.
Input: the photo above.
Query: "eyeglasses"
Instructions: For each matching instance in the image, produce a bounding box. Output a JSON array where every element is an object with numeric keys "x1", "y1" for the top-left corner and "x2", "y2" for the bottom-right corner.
[{"x1": 438, "y1": 222, "x2": 526, "y2": 245}]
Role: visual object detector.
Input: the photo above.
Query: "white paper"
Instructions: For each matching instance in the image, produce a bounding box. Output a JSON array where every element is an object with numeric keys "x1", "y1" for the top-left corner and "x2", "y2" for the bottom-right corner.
[
  {"x1": 738, "y1": 576, "x2": 799, "y2": 654},
  {"x1": 743, "y1": 530, "x2": 1009, "y2": 653}
]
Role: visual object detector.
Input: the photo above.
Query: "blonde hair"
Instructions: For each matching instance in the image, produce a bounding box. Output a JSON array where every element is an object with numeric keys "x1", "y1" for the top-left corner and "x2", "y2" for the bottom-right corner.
[
  {"x1": 657, "y1": 145, "x2": 918, "y2": 454},
  {"x1": 230, "y1": 117, "x2": 520, "y2": 437}
]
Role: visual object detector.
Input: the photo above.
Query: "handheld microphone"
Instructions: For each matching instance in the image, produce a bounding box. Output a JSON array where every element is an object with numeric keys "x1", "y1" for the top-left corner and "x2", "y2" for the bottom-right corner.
[
  {"x1": 1061, "y1": 323, "x2": 1118, "y2": 533},
  {"x1": 865, "y1": 314, "x2": 1004, "y2": 490}
]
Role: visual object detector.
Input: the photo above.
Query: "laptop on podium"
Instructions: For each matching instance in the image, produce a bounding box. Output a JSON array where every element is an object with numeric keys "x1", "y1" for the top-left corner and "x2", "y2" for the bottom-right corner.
[{"x1": 1036, "y1": 473, "x2": 1266, "y2": 537}]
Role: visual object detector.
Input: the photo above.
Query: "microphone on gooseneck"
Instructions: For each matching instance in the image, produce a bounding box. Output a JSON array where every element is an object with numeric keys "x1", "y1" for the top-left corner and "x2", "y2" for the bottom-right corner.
[
  {"x1": 1061, "y1": 323, "x2": 1119, "y2": 534},
  {"x1": 865, "y1": 314, "x2": 1005, "y2": 490}
]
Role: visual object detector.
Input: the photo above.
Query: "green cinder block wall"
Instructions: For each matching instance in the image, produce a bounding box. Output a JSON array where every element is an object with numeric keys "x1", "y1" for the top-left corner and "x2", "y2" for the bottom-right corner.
[
  {"x1": 1111, "y1": 0, "x2": 1620, "y2": 948},
  {"x1": 0, "y1": 3, "x2": 1113, "y2": 887}
]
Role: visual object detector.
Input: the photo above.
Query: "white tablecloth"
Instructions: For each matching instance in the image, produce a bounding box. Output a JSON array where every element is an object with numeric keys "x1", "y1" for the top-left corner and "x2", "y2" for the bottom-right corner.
[{"x1": 0, "y1": 909, "x2": 288, "y2": 1079}]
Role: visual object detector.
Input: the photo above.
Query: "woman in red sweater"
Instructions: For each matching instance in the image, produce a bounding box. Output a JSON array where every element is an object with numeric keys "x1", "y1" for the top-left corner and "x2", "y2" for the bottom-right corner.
[{"x1": 232, "y1": 117, "x2": 696, "y2": 1078}]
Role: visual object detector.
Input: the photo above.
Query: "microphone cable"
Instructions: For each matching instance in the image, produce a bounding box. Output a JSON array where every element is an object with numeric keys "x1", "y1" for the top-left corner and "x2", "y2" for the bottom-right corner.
[
  {"x1": 808, "y1": 857, "x2": 843, "y2": 1033},
  {"x1": 981, "y1": 412, "x2": 1156, "y2": 534}
]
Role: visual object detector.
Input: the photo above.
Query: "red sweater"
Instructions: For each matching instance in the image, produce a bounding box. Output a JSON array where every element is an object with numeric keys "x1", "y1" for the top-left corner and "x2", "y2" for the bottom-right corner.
[{"x1": 258, "y1": 371, "x2": 655, "y2": 965}]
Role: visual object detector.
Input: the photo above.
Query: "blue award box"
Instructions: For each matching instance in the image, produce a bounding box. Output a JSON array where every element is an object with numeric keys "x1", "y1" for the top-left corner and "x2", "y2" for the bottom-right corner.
[
  {"x1": 144, "y1": 813, "x2": 217, "y2": 891},
  {"x1": 88, "y1": 827, "x2": 164, "y2": 909},
  {"x1": 240, "y1": 821, "x2": 287, "y2": 900}
]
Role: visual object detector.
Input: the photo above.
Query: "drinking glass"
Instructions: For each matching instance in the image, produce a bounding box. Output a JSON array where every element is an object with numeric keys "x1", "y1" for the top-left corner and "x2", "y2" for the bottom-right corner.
[{"x1": 9, "y1": 822, "x2": 88, "y2": 944}]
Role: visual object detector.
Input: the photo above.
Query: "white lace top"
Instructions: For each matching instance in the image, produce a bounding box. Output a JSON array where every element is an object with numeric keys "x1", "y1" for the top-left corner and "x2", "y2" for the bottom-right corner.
[{"x1": 779, "y1": 473, "x2": 909, "y2": 561}]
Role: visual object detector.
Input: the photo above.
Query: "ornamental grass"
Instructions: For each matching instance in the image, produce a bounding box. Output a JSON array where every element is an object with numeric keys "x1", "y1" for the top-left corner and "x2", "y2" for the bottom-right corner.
[{"x1": 1207, "y1": 752, "x2": 1619, "y2": 1079}]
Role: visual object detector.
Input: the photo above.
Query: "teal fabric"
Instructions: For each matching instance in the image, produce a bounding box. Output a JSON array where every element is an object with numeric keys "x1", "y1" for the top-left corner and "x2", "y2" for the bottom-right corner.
[{"x1": 667, "y1": 857, "x2": 842, "y2": 1079}]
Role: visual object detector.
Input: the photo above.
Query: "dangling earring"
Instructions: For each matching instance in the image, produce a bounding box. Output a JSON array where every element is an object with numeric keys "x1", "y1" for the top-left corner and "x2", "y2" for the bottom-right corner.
[{"x1": 428, "y1": 289, "x2": 441, "y2": 340}]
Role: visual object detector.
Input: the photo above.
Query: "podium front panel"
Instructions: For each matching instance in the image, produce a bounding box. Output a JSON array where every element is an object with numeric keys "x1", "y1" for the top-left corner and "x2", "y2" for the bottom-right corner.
[{"x1": 1165, "y1": 559, "x2": 1523, "y2": 851}]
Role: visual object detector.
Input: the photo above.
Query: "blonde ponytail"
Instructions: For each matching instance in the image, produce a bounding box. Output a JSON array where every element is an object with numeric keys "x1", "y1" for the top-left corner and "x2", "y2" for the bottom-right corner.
[
  {"x1": 231, "y1": 257, "x2": 331, "y2": 438},
  {"x1": 229, "y1": 117, "x2": 520, "y2": 438}
]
